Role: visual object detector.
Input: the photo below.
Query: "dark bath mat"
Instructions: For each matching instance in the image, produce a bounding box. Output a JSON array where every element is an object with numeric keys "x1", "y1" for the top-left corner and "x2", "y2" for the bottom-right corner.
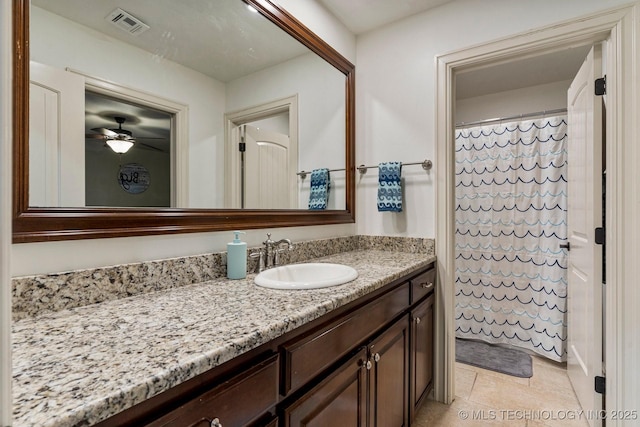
[{"x1": 455, "y1": 338, "x2": 533, "y2": 378}]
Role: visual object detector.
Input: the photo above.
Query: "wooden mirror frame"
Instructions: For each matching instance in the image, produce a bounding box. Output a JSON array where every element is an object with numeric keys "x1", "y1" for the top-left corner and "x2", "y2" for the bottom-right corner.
[{"x1": 12, "y1": 0, "x2": 355, "y2": 243}]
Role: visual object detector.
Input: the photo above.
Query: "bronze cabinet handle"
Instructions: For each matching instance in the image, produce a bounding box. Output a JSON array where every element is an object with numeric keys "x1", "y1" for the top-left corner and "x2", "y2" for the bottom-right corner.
[
  {"x1": 419, "y1": 282, "x2": 434, "y2": 290},
  {"x1": 187, "y1": 418, "x2": 221, "y2": 427}
]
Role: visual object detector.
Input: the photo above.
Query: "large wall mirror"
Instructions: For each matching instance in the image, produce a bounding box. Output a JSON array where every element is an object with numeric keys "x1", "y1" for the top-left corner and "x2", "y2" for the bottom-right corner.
[{"x1": 13, "y1": 0, "x2": 355, "y2": 243}]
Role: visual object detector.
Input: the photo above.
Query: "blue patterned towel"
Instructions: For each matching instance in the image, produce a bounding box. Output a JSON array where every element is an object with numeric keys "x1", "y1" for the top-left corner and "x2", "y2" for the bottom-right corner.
[
  {"x1": 309, "y1": 168, "x2": 330, "y2": 210},
  {"x1": 377, "y1": 162, "x2": 403, "y2": 212}
]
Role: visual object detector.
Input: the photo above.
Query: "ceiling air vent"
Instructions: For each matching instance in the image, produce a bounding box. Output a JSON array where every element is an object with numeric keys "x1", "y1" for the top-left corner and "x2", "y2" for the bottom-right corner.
[{"x1": 105, "y1": 8, "x2": 150, "y2": 36}]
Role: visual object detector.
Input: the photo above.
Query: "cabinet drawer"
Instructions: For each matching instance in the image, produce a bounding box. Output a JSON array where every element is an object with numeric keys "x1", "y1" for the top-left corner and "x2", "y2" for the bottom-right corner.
[
  {"x1": 411, "y1": 267, "x2": 435, "y2": 303},
  {"x1": 147, "y1": 354, "x2": 278, "y2": 427},
  {"x1": 282, "y1": 283, "x2": 410, "y2": 394}
]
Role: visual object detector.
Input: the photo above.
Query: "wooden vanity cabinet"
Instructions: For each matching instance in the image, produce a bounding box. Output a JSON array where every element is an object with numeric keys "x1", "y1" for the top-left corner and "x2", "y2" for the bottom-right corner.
[
  {"x1": 281, "y1": 283, "x2": 409, "y2": 395},
  {"x1": 145, "y1": 354, "x2": 279, "y2": 427},
  {"x1": 283, "y1": 316, "x2": 411, "y2": 427},
  {"x1": 98, "y1": 263, "x2": 435, "y2": 427}
]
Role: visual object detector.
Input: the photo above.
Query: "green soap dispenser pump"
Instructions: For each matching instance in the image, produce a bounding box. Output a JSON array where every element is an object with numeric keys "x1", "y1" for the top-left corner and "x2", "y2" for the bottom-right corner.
[{"x1": 227, "y1": 231, "x2": 247, "y2": 279}]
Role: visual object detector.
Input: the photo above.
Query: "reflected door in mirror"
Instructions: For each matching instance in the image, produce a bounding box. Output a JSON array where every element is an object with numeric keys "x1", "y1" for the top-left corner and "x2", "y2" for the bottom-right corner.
[
  {"x1": 243, "y1": 124, "x2": 296, "y2": 209},
  {"x1": 29, "y1": 61, "x2": 85, "y2": 207}
]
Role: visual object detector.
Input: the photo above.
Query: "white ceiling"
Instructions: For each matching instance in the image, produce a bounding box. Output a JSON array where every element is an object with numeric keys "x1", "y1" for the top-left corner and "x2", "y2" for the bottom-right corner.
[
  {"x1": 32, "y1": 0, "x2": 309, "y2": 83},
  {"x1": 318, "y1": 0, "x2": 455, "y2": 35}
]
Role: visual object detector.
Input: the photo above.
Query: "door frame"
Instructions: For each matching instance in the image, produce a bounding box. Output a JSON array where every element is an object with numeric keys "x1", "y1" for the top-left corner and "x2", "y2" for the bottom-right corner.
[
  {"x1": 434, "y1": 4, "x2": 638, "y2": 421},
  {"x1": 0, "y1": 1, "x2": 11, "y2": 423},
  {"x1": 67, "y1": 68, "x2": 190, "y2": 207},
  {"x1": 224, "y1": 94, "x2": 299, "y2": 208}
]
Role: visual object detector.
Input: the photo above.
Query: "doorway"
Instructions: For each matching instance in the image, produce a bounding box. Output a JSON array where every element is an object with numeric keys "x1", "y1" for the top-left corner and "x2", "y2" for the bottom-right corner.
[
  {"x1": 434, "y1": 5, "x2": 635, "y2": 423},
  {"x1": 224, "y1": 95, "x2": 299, "y2": 209},
  {"x1": 241, "y1": 120, "x2": 294, "y2": 209},
  {"x1": 69, "y1": 69, "x2": 190, "y2": 207},
  {"x1": 84, "y1": 92, "x2": 173, "y2": 208},
  {"x1": 452, "y1": 42, "x2": 605, "y2": 424}
]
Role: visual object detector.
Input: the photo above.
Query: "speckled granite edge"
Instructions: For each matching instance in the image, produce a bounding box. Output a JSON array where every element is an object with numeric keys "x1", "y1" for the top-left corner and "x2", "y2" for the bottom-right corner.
[{"x1": 12, "y1": 235, "x2": 434, "y2": 321}]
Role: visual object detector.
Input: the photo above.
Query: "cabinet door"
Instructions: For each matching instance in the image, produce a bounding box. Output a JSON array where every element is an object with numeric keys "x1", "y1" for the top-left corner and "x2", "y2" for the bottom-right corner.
[
  {"x1": 410, "y1": 293, "x2": 434, "y2": 420},
  {"x1": 284, "y1": 349, "x2": 367, "y2": 427},
  {"x1": 368, "y1": 315, "x2": 410, "y2": 427}
]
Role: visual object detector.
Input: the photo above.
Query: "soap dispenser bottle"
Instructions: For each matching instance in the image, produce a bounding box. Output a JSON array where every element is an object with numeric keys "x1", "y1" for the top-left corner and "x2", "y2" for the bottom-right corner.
[{"x1": 227, "y1": 231, "x2": 247, "y2": 279}]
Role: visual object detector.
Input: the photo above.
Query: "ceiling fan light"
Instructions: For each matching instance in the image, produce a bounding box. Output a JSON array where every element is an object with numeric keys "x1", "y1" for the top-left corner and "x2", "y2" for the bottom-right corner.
[{"x1": 106, "y1": 139, "x2": 134, "y2": 153}]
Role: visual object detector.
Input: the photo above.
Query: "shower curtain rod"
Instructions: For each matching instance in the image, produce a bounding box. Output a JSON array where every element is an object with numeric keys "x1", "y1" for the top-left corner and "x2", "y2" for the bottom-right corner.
[{"x1": 455, "y1": 108, "x2": 567, "y2": 128}]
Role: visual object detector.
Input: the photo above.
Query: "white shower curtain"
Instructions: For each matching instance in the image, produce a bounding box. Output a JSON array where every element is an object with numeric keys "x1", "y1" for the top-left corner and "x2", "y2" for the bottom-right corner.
[{"x1": 455, "y1": 115, "x2": 568, "y2": 362}]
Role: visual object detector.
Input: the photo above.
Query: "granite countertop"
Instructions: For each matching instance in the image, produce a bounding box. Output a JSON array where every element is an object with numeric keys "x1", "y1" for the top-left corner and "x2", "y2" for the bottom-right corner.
[{"x1": 12, "y1": 249, "x2": 436, "y2": 427}]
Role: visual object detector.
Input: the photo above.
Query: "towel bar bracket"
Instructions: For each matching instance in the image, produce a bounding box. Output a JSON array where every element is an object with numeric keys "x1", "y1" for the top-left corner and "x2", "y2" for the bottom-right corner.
[{"x1": 297, "y1": 167, "x2": 345, "y2": 179}]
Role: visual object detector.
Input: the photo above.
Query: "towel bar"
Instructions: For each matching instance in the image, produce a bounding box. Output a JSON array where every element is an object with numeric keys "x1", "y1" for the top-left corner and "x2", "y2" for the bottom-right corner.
[
  {"x1": 358, "y1": 159, "x2": 432, "y2": 175},
  {"x1": 297, "y1": 159, "x2": 433, "y2": 179}
]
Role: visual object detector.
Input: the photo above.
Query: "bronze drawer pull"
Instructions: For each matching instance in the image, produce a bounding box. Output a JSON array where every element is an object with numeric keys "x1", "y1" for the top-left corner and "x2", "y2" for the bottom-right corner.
[
  {"x1": 419, "y1": 282, "x2": 434, "y2": 290},
  {"x1": 188, "y1": 418, "x2": 222, "y2": 427}
]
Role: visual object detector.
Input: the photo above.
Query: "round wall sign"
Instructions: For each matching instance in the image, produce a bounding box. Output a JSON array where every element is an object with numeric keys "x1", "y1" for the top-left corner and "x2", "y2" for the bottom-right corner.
[{"x1": 118, "y1": 163, "x2": 150, "y2": 194}]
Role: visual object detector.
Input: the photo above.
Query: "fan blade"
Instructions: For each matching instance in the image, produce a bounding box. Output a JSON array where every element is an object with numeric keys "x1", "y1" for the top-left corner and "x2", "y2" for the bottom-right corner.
[
  {"x1": 90, "y1": 127, "x2": 119, "y2": 137},
  {"x1": 85, "y1": 133, "x2": 109, "y2": 140},
  {"x1": 137, "y1": 142, "x2": 166, "y2": 152}
]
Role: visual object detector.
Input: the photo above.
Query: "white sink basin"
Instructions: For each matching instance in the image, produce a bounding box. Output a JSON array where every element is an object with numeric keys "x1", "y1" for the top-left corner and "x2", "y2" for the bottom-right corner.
[{"x1": 254, "y1": 263, "x2": 358, "y2": 290}]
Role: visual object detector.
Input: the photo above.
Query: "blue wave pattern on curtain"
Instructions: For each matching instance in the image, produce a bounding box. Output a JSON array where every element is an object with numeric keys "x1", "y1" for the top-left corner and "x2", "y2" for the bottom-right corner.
[{"x1": 454, "y1": 116, "x2": 568, "y2": 362}]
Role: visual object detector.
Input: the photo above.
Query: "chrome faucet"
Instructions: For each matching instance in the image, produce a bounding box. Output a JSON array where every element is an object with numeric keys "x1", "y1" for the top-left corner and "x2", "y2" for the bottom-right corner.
[
  {"x1": 272, "y1": 237, "x2": 294, "y2": 267},
  {"x1": 251, "y1": 233, "x2": 294, "y2": 273}
]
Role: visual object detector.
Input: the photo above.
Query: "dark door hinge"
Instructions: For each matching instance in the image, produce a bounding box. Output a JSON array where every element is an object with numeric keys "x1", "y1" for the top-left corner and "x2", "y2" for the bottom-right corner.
[
  {"x1": 595, "y1": 227, "x2": 605, "y2": 245},
  {"x1": 595, "y1": 376, "x2": 605, "y2": 394},
  {"x1": 239, "y1": 142, "x2": 246, "y2": 152},
  {"x1": 595, "y1": 76, "x2": 606, "y2": 96}
]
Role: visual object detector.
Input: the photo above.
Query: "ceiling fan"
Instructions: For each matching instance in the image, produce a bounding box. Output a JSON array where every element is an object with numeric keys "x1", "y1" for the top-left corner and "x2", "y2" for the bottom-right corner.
[{"x1": 86, "y1": 116, "x2": 167, "y2": 154}]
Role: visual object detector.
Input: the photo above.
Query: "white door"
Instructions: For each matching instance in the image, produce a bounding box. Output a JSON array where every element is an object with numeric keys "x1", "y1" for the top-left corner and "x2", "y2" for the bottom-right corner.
[
  {"x1": 243, "y1": 124, "x2": 296, "y2": 209},
  {"x1": 566, "y1": 44, "x2": 603, "y2": 426},
  {"x1": 29, "y1": 61, "x2": 85, "y2": 207}
]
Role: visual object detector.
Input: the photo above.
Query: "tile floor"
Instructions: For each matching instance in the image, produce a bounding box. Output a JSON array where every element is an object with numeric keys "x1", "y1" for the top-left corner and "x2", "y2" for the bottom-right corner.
[{"x1": 414, "y1": 355, "x2": 590, "y2": 426}]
